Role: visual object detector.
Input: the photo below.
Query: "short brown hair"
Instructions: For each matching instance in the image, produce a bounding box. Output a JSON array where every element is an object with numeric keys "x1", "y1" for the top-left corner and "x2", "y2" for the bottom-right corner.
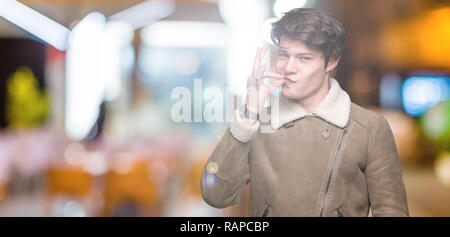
[{"x1": 271, "y1": 8, "x2": 346, "y2": 67}]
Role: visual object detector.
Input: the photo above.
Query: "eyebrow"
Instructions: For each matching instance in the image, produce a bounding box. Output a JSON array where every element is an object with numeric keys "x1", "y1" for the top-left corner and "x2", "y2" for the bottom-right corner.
[{"x1": 278, "y1": 48, "x2": 316, "y2": 57}]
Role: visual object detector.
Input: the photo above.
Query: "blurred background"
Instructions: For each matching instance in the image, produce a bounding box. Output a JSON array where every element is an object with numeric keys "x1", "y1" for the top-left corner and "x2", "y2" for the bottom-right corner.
[{"x1": 0, "y1": 0, "x2": 449, "y2": 217}]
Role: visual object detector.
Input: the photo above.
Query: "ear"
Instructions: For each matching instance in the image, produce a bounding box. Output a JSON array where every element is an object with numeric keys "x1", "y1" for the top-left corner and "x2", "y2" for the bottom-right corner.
[{"x1": 325, "y1": 57, "x2": 340, "y2": 73}]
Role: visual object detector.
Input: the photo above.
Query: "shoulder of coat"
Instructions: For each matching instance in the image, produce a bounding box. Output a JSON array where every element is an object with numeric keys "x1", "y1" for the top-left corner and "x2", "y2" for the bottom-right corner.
[{"x1": 349, "y1": 102, "x2": 382, "y2": 131}]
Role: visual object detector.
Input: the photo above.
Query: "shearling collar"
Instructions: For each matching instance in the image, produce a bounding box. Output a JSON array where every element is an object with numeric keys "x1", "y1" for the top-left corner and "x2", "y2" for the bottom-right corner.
[{"x1": 270, "y1": 77, "x2": 351, "y2": 129}]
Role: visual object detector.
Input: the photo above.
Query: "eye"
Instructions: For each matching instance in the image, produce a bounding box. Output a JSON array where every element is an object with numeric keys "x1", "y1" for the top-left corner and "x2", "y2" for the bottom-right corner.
[
  {"x1": 301, "y1": 57, "x2": 312, "y2": 61},
  {"x1": 278, "y1": 52, "x2": 289, "y2": 58}
]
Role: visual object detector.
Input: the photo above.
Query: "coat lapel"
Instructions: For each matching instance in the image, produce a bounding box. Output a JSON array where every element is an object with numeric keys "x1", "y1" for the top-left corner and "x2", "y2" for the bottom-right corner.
[{"x1": 270, "y1": 77, "x2": 351, "y2": 129}]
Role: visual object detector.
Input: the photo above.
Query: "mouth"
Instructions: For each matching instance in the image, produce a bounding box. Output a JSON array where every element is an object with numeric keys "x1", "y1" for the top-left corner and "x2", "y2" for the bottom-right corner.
[
  {"x1": 284, "y1": 77, "x2": 295, "y2": 83},
  {"x1": 283, "y1": 78, "x2": 295, "y2": 87}
]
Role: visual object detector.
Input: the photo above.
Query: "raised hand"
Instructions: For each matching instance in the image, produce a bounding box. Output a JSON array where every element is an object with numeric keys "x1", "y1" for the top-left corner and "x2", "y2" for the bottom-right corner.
[{"x1": 245, "y1": 44, "x2": 285, "y2": 118}]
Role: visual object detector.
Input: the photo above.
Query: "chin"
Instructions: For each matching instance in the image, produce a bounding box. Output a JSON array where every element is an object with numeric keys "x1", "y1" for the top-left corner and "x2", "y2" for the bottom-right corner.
[
  {"x1": 282, "y1": 86, "x2": 304, "y2": 100},
  {"x1": 282, "y1": 87, "x2": 296, "y2": 99}
]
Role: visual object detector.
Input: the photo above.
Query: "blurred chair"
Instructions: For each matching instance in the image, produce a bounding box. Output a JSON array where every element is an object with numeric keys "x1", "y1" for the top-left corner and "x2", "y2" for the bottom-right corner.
[
  {"x1": 179, "y1": 155, "x2": 248, "y2": 217},
  {"x1": 0, "y1": 183, "x2": 5, "y2": 202},
  {"x1": 44, "y1": 167, "x2": 93, "y2": 216},
  {"x1": 103, "y1": 161, "x2": 159, "y2": 216}
]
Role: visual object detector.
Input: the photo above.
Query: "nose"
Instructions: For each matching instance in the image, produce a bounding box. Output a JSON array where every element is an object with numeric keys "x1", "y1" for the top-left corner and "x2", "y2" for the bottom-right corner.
[{"x1": 284, "y1": 56, "x2": 298, "y2": 74}]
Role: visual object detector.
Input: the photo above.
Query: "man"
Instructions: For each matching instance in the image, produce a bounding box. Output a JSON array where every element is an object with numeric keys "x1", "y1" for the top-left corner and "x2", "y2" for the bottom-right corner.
[{"x1": 201, "y1": 8, "x2": 409, "y2": 217}]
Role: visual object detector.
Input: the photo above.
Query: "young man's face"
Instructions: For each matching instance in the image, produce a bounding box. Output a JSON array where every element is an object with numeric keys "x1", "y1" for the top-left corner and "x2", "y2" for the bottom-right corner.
[{"x1": 275, "y1": 36, "x2": 337, "y2": 100}]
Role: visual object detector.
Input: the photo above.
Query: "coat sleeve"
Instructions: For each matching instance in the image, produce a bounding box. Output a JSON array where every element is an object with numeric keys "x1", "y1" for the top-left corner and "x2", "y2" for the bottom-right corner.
[
  {"x1": 365, "y1": 116, "x2": 409, "y2": 217},
  {"x1": 201, "y1": 109, "x2": 259, "y2": 208}
]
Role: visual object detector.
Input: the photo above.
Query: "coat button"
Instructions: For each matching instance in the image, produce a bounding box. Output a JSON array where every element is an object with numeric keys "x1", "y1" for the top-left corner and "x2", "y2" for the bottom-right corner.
[
  {"x1": 207, "y1": 162, "x2": 219, "y2": 174},
  {"x1": 322, "y1": 128, "x2": 330, "y2": 139}
]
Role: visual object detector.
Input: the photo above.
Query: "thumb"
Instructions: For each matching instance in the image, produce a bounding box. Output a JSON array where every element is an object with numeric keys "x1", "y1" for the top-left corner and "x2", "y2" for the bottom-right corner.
[{"x1": 266, "y1": 79, "x2": 285, "y2": 95}]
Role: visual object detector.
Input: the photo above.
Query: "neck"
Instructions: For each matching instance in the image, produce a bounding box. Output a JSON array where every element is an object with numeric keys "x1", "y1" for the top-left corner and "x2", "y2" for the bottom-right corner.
[{"x1": 298, "y1": 75, "x2": 330, "y2": 113}]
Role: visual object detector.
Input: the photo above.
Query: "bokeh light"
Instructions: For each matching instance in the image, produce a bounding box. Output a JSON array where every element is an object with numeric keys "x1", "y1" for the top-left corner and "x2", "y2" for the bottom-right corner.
[
  {"x1": 435, "y1": 151, "x2": 450, "y2": 187},
  {"x1": 273, "y1": 0, "x2": 312, "y2": 18},
  {"x1": 421, "y1": 100, "x2": 450, "y2": 150},
  {"x1": 402, "y1": 76, "x2": 450, "y2": 116}
]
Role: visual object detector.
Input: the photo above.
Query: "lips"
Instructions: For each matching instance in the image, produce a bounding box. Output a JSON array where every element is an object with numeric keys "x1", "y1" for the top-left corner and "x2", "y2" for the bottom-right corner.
[
  {"x1": 283, "y1": 78, "x2": 295, "y2": 87},
  {"x1": 284, "y1": 77, "x2": 295, "y2": 83}
]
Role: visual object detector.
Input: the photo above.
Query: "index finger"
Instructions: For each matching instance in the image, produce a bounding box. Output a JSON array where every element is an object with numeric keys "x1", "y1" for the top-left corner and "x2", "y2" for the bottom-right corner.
[
  {"x1": 259, "y1": 44, "x2": 270, "y2": 73},
  {"x1": 261, "y1": 44, "x2": 269, "y2": 60},
  {"x1": 257, "y1": 44, "x2": 269, "y2": 70},
  {"x1": 252, "y1": 47, "x2": 262, "y2": 75},
  {"x1": 253, "y1": 44, "x2": 270, "y2": 76}
]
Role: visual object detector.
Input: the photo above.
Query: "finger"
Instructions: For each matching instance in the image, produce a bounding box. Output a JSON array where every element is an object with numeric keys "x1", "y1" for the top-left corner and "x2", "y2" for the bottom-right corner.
[
  {"x1": 261, "y1": 44, "x2": 269, "y2": 60},
  {"x1": 263, "y1": 71, "x2": 284, "y2": 79},
  {"x1": 252, "y1": 47, "x2": 261, "y2": 75},
  {"x1": 246, "y1": 74, "x2": 252, "y2": 87},
  {"x1": 254, "y1": 45, "x2": 268, "y2": 75},
  {"x1": 258, "y1": 62, "x2": 267, "y2": 79},
  {"x1": 266, "y1": 79, "x2": 285, "y2": 95},
  {"x1": 256, "y1": 63, "x2": 267, "y2": 87},
  {"x1": 270, "y1": 79, "x2": 285, "y2": 88},
  {"x1": 258, "y1": 45, "x2": 270, "y2": 75}
]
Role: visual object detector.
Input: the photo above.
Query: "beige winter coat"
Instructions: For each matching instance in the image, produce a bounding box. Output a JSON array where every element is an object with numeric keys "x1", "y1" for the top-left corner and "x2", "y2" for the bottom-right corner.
[{"x1": 201, "y1": 77, "x2": 409, "y2": 217}]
